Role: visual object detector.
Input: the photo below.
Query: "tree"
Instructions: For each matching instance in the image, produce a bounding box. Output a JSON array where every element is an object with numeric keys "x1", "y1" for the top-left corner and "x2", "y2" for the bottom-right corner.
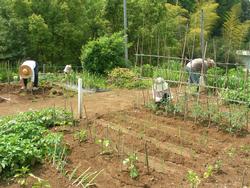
[{"x1": 80, "y1": 33, "x2": 128, "y2": 75}]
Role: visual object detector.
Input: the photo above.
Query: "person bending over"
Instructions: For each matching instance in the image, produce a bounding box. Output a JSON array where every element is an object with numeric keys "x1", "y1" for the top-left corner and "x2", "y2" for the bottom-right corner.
[{"x1": 19, "y1": 59, "x2": 39, "y2": 90}]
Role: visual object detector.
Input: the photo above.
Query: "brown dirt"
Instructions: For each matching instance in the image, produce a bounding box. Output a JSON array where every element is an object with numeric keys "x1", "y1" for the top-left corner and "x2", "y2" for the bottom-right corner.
[{"x1": 0, "y1": 84, "x2": 249, "y2": 188}]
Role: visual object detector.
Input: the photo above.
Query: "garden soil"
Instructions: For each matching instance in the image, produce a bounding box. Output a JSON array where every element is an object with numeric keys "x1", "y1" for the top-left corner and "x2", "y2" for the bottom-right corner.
[{"x1": 0, "y1": 84, "x2": 249, "y2": 187}]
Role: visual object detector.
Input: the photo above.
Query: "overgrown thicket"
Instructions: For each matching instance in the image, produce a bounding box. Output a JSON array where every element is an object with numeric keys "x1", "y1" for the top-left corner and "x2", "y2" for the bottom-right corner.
[{"x1": 0, "y1": 0, "x2": 249, "y2": 68}]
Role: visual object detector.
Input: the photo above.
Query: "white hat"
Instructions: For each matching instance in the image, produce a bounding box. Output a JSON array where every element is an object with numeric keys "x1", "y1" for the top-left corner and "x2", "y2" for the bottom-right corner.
[{"x1": 154, "y1": 77, "x2": 169, "y2": 92}]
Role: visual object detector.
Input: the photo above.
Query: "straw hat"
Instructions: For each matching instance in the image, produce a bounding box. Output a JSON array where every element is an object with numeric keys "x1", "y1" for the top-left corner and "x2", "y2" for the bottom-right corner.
[
  {"x1": 153, "y1": 77, "x2": 169, "y2": 92},
  {"x1": 19, "y1": 65, "x2": 32, "y2": 78}
]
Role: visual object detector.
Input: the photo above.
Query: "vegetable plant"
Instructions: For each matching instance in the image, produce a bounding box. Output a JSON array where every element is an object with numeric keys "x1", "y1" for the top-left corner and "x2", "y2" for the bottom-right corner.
[
  {"x1": 96, "y1": 139, "x2": 112, "y2": 155},
  {"x1": 123, "y1": 153, "x2": 139, "y2": 179},
  {"x1": 0, "y1": 108, "x2": 73, "y2": 178},
  {"x1": 74, "y1": 129, "x2": 88, "y2": 143},
  {"x1": 186, "y1": 170, "x2": 200, "y2": 188}
]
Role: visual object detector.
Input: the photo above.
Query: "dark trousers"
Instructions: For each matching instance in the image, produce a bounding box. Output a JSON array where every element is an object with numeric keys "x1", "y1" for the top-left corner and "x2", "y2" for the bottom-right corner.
[{"x1": 24, "y1": 63, "x2": 39, "y2": 87}]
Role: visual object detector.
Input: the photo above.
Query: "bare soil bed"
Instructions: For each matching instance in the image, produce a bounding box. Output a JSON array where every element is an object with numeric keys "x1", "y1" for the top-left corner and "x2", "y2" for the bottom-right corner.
[{"x1": 0, "y1": 85, "x2": 249, "y2": 187}]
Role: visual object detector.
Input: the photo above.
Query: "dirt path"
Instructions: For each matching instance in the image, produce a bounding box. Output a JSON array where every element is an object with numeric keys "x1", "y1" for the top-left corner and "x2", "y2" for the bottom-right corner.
[{"x1": 0, "y1": 89, "x2": 143, "y2": 117}]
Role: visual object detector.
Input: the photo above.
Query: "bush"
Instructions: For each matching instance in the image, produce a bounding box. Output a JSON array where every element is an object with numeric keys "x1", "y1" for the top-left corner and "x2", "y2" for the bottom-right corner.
[
  {"x1": 141, "y1": 64, "x2": 154, "y2": 77},
  {"x1": 108, "y1": 68, "x2": 151, "y2": 89},
  {"x1": 80, "y1": 32, "x2": 129, "y2": 75}
]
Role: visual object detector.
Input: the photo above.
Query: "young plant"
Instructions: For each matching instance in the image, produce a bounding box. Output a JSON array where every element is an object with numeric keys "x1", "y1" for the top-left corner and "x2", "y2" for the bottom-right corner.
[
  {"x1": 74, "y1": 129, "x2": 88, "y2": 143},
  {"x1": 96, "y1": 139, "x2": 112, "y2": 155},
  {"x1": 203, "y1": 165, "x2": 213, "y2": 179},
  {"x1": 227, "y1": 147, "x2": 237, "y2": 158},
  {"x1": 214, "y1": 160, "x2": 223, "y2": 174},
  {"x1": 186, "y1": 170, "x2": 200, "y2": 188},
  {"x1": 123, "y1": 153, "x2": 139, "y2": 179}
]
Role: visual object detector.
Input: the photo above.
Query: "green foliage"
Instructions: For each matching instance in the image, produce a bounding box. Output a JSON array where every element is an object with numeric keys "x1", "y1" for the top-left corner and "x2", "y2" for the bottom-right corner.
[
  {"x1": 186, "y1": 170, "x2": 200, "y2": 188},
  {"x1": 223, "y1": 3, "x2": 250, "y2": 49},
  {"x1": 153, "y1": 60, "x2": 184, "y2": 86},
  {"x1": 0, "y1": 0, "x2": 107, "y2": 65},
  {"x1": 0, "y1": 108, "x2": 73, "y2": 177},
  {"x1": 123, "y1": 153, "x2": 139, "y2": 179},
  {"x1": 81, "y1": 71, "x2": 107, "y2": 89},
  {"x1": 96, "y1": 138, "x2": 112, "y2": 155},
  {"x1": 188, "y1": 0, "x2": 220, "y2": 54},
  {"x1": 81, "y1": 32, "x2": 128, "y2": 75},
  {"x1": 141, "y1": 64, "x2": 154, "y2": 77},
  {"x1": 108, "y1": 68, "x2": 151, "y2": 89},
  {"x1": 74, "y1": 129, "x2": 88, "y2": 143},
  {"x1": 203, "y1": 165, "x2": 213, "y2": 179}
]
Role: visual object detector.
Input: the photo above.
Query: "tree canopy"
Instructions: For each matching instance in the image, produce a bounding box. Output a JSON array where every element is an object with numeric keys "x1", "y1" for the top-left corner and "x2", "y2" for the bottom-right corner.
[{"x1": 0, "y1": 0, "x2": 249, "y2": 65}]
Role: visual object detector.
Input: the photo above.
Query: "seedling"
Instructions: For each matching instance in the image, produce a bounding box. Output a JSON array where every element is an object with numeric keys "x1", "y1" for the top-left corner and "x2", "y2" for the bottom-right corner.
[
  {"x1": 186, "y1": 170, "x2": 200, "y2": 188},
  {"x1": 227, "y1": 147, "x2": 237, "y2": 158},
  {"x1": 123, "y1": 153, "x2": 139, "y2": 179},
  {"x1": 203, "y1": 165, "x2": 213, "y2": 179},
  {"x1": 214, "y1": 160, "x2": 223, "y2": 173},
  {"x1": 97, "y1": 138, "x2": 112, "y2": 155},
  {"x1": 74, "y1": 129, "x2": 88, "y2": 143}
]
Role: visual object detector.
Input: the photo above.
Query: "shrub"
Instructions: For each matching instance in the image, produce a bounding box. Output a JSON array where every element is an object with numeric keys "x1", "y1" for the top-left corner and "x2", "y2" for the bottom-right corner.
[
  {"x1": 108, "y1": 68, "x2": 151, "y2": 89},
  {"x1": 80, "y1": 32, "x2": 129, "y2": 75},
  {"x1": 141, "y1": 64, "x2": 154, "y2": 77}
]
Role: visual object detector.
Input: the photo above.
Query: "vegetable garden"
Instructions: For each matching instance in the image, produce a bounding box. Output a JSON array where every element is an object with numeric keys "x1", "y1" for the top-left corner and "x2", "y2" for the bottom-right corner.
[
  {"x1": 0, "y1": 0, "x2": 250, "y2": 187},
  {"x1": 0, "y1": 58, "x2": 249, "y2": 187}
]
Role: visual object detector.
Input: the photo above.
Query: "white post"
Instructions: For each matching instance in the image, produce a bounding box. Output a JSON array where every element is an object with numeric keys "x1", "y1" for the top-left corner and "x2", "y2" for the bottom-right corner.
[{"x1": 78, "y1": 78, "x2": 83, "y2": 119}]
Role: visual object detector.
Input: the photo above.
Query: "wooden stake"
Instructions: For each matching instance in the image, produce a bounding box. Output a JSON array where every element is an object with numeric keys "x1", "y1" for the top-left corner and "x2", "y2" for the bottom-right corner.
[{"x1": 145, "y1": 141, "x2": 150, "y2": 174}]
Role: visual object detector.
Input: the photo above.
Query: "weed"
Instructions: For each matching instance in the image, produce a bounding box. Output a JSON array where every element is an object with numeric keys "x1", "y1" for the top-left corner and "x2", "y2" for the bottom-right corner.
[{"x1": 123, "y1": 153, "x2": 139, "y2": 179}]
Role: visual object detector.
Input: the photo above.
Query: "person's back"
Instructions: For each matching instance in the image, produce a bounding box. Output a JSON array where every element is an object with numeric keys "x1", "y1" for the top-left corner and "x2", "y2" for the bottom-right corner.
[{"x1": 186, "y1": 58, "x2": 208, "y2": 73}]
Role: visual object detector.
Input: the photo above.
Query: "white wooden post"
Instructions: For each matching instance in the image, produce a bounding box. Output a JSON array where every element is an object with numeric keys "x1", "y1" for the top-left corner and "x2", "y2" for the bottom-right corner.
[{"x1": 78, "y1": 78, "x2": 83, "y2": 119}]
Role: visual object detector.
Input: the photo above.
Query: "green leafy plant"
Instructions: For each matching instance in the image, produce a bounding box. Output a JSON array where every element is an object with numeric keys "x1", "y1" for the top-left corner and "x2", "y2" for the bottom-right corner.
[
  {"x1": 96, "y1": 139, "x2": 112, "y2": 155},
  {"x1": 187, "y1": 170, "x2": 201, "y2": 188},
  {"x1": 80, "y1": 32, "x2": 129, "y2": 75},
  {"x1": 0, "y1": 108, "x2": 73, "y2": 178},
  {"x1": 108, "y1": 68, "x2": 151, "y2": 89},
  {"x1": 74, "y1": 129, "x2": 88, "y2": 143},
  {"x1": 123, "y1": 153, "x2": 139, "y2": 179}
]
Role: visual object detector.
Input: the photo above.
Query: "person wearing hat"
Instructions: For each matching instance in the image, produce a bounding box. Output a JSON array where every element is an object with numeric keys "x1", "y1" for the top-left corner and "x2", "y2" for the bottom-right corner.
[
  {"x1": 152, "y1": 77, "x2": 172, "y2": 104},
  {"x1": 19, "y1": 59, "x2": 39, "y2": 90},
  {"x1": 63, "y1": 64, "x2": 72, "y2": 74},
  {"x1": 185, "y1": 58, "x2": 215, "y2": 87}
]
